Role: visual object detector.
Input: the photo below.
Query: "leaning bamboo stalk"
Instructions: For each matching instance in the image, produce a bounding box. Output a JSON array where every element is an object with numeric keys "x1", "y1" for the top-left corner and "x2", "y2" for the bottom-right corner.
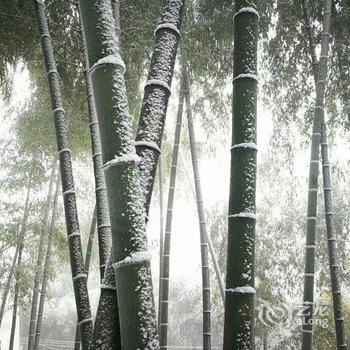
[
  {"x1": 158, "y1": 159, "x2": 165, "y2": 329},
  {"x1": 75, "y1": 2, "x2": 120, "y2": 347},
  {"x1": 34, "y1": 172, "x2": 60, "y2": 350},
  {"x1": 83, "y1": 53, "x2": 111, "y2": 281},
  {"x1": 320, "y1": 126, "x2": 347, "y2": 349},
  {"x1": 135, "y1": 0, "x2": 185, "y2": 216},
  {"x1": 78, "y1": 0, "x2": 158, "y2": 347},
  {"x1": 33, "y1": 1, "x2": 93, "y2": 347},
  {"x1": 183, "y1": 64, "x2": 211, "y2": 349},
  {"x1": 0, "y1": 178, "x2": 32, "y2": 329},
  {"x1": 301, "y1": 0, "x2": 332, "y2": 348},
  {"x1": 223, "y1": 2, "x2": 259, "y2": 349},
  {"x1": 159, "y1": 77, "x2": 185, "y2": 349},
  {"x1": 179, "y1": 148, "x2": 225, "y2": 301},
  {"x1": 27, "y1": 166, "x2": 55, "y2": 350},
  {"x1": 74, "y1": 205, "x2": 97, "y2": 350},
  {"x1": 301, "y1": 1, "x2": 347, "y2": 348},
  {"x1": 9, "y1": 238, "x2": 25, "y2": 350}
]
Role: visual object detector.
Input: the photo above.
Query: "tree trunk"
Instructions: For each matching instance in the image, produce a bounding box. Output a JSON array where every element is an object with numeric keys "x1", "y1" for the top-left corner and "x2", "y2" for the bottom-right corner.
[
  {"x1": 157, "y1": 159, "x2": 165, "y2": 330},
  {"x1": 223, "y1": 2, "x2": 259, "y2": 349},
  {"x1": 78, "y1": 0, "x2": 158, "y2": 347},
  {"x1": 33, "y1": 172, "x2": 60, "y2": 350},
  {"x1": 159, "y1": 75, "x2": 185, "y2": 350},
  {"x1": 0, "y1": 178, "x2": 32, "y2": 330},
  {"x1": 183, "y1": 64, "x2": 211, "y2": 350},
  {"x1": 74, "y1": 205, "x2": 97, "y2": 350},
  {"x1": 34, "y1": 2, "x2": 93, "y2": 347},
  {"x1": 9, "y1": 231, "x2": 25, "y2": 350},
  {"x1": 27, "y1": 166, "x2": 55, "y2": 350},
  {"x1": 300, "y1": 1, "x2": 332, "y2": 348},
  {"x1": 301, "y1": 1, "x2": 347, "y2": 348},
  {"x1": 135, "y1": 0, "x2": 185, "y2": 217}
]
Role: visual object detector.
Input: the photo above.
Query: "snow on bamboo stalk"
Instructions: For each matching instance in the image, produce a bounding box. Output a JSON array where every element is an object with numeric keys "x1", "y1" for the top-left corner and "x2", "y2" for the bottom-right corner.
[
  {"x1": 0, "y1": 178, "x2": 32, "y2": 329},
  {"x1": 183, "y1": 65, "x2": 211, "y2": 350},
  {"x1": 74, "y1": 205, "x2": 97, "y2": 350},
  {"x1": 76, "y1": 3, "x2": 120, "y2": 348},
  {"x1": 159, "y1": 80, "x2": 185, "y2": 350},
  {"x1": 320, "y1": 126, "x2": 347, "y2": 349},
  {"x1": 301, "y1": 1, "x2": 347, "y2": 348},
  {"x1": 9, "y1": 238, "x2": 25, "y2": 350},
  {"x1": 34, "y1": 172, "x2": 60, "y2": 350},
  {"x1": 223, "y1": 3, "x2": 259, "y2": 349},
  {"x1": 135, "y1": 0, "x2": 184, "y2": 216},
  {"x1": 83, "y1": 49, "x2": 111, "y2": 282},
  {"x1": 301, "y1": 1, "x2": 332, "y2": 348},
  {"x1": 28, "y1": 166, "x2": 55, "y2": 350},
  {"x1": 78, "y1": 0, "x2": 158, "y2": 347},
  {"x1": 33, "y1": 2, "x2": 93, "y2": 347}
]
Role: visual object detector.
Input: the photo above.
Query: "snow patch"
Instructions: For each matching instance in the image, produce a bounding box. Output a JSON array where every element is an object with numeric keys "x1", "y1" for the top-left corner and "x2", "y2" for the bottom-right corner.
[
  {"x1": 231, "y1": 143, "x2": 258, "y2": 151},
  {"x1": 145, "y1": 79, "x2": 171, "y2": 93},
  {"x1": 90, "y1": 54, "x2": 125, "y2": 73},
  {"x1": 229, "y1": 212, "x2": 256, "y2": 220},
  {"x1": 134, "y1": 140, "x2": 161, "y2": 153},
  {"x1": 233, "y1": 73, "x2": 259, "y2": 83},
  {"x1": 114, "y1": 251, "x2": 152, "y2": 268},
  {"x1": 227, "y1": 285, "x2": 256, "y2": 294},
  {"x1": 234, "y1": 7, "x2": 260, "y2": 19},
  {"x1": 103, "y1": 153, "x2": 141, "y2": 170},
  {"x1": 154, "y1": 23, "x2": 181, "y2": 37}
]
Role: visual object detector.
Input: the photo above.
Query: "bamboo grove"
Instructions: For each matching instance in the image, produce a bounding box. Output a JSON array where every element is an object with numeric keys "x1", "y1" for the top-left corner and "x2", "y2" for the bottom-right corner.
[{"x1": 0, "y1": 0, "x2": 349, "y2": 349}]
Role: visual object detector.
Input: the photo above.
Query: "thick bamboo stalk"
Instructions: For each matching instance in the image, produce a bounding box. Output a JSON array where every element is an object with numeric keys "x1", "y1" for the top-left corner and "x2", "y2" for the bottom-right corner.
[
  {"x1": 33, "y1": 1, "x2": 93, "y2": 347},
  {"x1": 34, "y1": 172, "x2": 60, "y2": 350},
  {"x1": 135, "y1": 0, "x2": 185, "y2": 216},
  {"x1": 183, "y1": 65, "x2": 211, "y2": 350},
  {"x1": 27, "y1": 166, "x2": 55, "y2": 350},
  {"x1": 0, "y1": 178, "x2": 32, "y2": 329},
  {"x1": 76, "y1": 2, "x2": 120, "y2": 347},
  {"x1": 78, "y1": 0, "x2": 158, "y2": 347},
  {"x1": 159, "y1": 77, "x2": 185, "y2": 350},
  {"x1": 301, "y1": 1, "x2": 332, "y2": 348},
  {"x1": 223, "y1": 2, "x2": 259, "y2": 349}
]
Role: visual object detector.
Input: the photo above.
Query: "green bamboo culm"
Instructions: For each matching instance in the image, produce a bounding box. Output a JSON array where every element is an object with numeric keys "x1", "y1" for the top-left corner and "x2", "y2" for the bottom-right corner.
[
  {"x1": 9, "y1": 235, "x2": 25, "y2": 350},
  {"x1": 183, "y1": 64, "x2": 211, "y2": 350},
  {"x1": 34, "y1": 171, "x2": 60, "y2": 350},
  {"x1": 28, "y1": 165, "x2": 55, "y2": 350},
  {"x1": 135, "y1": 0, "x2": 185, "y2": 217},
  {"x1": 320, "y1": 126, "x2": 347, "y2": 349},
  {"x1": 159, "y1": 75, "x2": 185, "y2": 350},
  {"x1": 33, "y1": 1, "x2": 93, "y2": 348},
  {"x1": 0, "y1": 175, "x2": 32, "y2": 330},
  {"x1": 223, "y1": 2, "x2": 259, "y2": 349},
  {"x1": 301, "y1": 0, "x2": 347, "y2": 348},
  {"x1": 78, "y1": 0, "x2": 158, "y2": 348},
  {"x1": 301, "y1": 0, "x2": 332, "y2": 348},
  {"x1": 74, "y1": 206, "x2": 97, "y2": 350}
]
